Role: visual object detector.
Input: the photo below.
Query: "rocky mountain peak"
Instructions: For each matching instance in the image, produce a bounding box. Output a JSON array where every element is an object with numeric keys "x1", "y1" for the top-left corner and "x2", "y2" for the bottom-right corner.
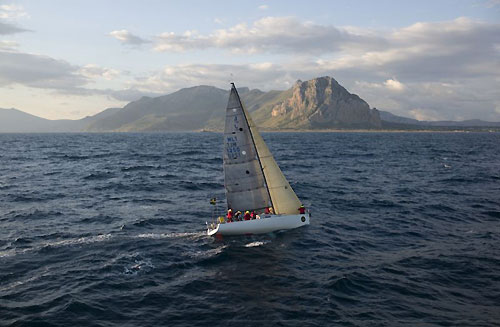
[{"x1": 270, "y1": 76, "x2": 381, "y2": 128}]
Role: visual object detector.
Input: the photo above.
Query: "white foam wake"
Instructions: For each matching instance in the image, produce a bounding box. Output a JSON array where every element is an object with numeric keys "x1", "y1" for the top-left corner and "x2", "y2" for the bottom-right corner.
[
  {"x1": 43, "y1": 234, "x2": 112, "y2": 248},
  {"x1": 136, "y1": 231, "x2": 205, "y2": 239}
]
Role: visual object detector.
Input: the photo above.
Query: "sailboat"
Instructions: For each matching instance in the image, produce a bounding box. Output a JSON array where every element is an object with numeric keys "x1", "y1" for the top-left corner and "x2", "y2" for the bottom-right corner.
[{"x1": 207, "y1": 83, "x2": 310, "y2": 236}]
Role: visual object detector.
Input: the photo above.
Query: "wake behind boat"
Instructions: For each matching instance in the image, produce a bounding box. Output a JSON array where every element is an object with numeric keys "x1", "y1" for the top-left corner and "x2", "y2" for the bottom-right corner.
[{"x1": 207, "y1": 83, "x2": 310, "y2": 236}]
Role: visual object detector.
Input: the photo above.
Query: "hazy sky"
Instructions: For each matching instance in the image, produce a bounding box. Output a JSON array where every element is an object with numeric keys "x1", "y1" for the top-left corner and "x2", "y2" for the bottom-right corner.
[{"x1": 1, "y1": 0, "x2": 499, "y2": 121}]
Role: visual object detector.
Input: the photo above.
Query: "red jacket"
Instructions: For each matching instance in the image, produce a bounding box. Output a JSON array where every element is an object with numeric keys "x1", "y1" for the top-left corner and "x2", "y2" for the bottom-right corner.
[
  {"x1": 298, "y1": 206, "x2": 306, "y2": 214},
  {"x1": 244, "y1": 212, "x2": 251, "y2": 220}
]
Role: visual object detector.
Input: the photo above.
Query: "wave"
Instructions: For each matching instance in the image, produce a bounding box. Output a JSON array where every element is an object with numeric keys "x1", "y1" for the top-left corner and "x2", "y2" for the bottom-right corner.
[
  {"x1": 121, "y1": 165, "x2": 157, "y2": 172},
  {"x1": 83, "y1": 172, "x2": 115, "y2": 180},
  {"x1": 0, "y1": 209, "x2": 64, "y2": 223}
]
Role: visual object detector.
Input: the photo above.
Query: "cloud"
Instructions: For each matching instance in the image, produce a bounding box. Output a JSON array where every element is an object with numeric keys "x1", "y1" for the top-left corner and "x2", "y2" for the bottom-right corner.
[
  {"x1": 351, "y1": 77, "x2": 500, "y2": 121},
  {"x1": 125, "y1": 62, "x2": 299, "y2": 95},
  {"x1": 154, "y1": 16, "x2": 384, "y2": 54},
  {"x1": 408, "y1": 108, "x2": 441, "y2": 121},
  {"x1": 0, "y1": 50, "x2": 153, "y2": 102},
  {"x1": 109, "y1": 29, "x2": 150, "y2": 46},
  {"x1": 384, "y1": 79, "x2": 405, "y2": 92},
  {"x1": 483, "y1": 0, "x2": 500, "y2": 8},
  {"x1": 79, "y1": 64, "x2": 119, "y2": 80},
  {"x1": 152, "y1": 16, "x2": 499, "y2": 84},
  {"x1": 0, "y1": 4, "x2": 28, "y2": 19},
  {"x1": 0, "y1": 50, "x2": 87, "y2": 89},
  {"x1": 321, "y1": 18, "x2": 500, "y2": 80},
  {"x1": 0, "y1": 21, "x2": 29, "y2": 34},
  {"x1": 258, "y1": 5, "x2": 269, "y2": 10},
  {"x1": 0, "y1": 40, "x2": 17, "y2": 50}
]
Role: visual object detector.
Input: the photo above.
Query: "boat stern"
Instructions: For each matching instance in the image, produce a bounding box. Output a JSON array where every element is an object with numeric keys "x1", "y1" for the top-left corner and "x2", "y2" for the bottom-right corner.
[{"x1": 206, "y1": 222, "x2": 220, "y2": 236}]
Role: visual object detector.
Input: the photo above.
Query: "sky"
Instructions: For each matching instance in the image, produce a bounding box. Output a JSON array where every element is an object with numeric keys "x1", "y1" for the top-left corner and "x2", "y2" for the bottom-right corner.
[{"x1": 0, "y1": 0, "x2": 499, "y2": 121}]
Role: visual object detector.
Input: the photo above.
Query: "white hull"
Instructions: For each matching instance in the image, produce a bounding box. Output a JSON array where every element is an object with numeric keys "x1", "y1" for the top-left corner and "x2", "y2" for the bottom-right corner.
[{"x1": 207, "y1": 214, "x2": 310, "y2": 236}]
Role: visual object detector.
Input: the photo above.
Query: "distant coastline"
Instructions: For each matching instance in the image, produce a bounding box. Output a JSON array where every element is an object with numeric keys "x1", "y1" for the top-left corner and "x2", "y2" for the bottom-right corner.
[
  {"x1": 204, "y1": 127, "x2": 500, "y2": 133},
  {"x1": 2, "y1": 128, "x2": 500, "y2": 134}
]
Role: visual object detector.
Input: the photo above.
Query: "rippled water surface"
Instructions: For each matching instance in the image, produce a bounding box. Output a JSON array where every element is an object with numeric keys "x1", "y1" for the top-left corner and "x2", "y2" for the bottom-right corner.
[{"x1": 1, "y1": 132, "x2": 499, "y2": 326}]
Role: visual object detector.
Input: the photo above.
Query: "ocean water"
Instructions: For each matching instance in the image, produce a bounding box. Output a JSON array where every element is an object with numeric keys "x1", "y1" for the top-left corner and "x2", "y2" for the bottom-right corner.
[{"x1": 0, "y1": 132, "x2": 499, "y2": 326}]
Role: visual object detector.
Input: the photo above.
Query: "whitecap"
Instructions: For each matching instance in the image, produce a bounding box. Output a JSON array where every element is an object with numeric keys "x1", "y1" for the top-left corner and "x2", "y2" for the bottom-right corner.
[{"x1": 244, "y1": 241, "x2": 267, "y2": 248}]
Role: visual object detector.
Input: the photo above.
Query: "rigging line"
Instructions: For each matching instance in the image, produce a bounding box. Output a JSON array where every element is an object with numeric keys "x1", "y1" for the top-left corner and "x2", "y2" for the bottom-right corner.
[{"x1": 231, "y1": 83, "x2": 275, "y2": 213}]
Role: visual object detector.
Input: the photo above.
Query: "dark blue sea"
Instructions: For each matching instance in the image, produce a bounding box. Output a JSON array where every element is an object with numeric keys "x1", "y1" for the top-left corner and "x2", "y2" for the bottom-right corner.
[{"x1": 1, "y1": 132, "x2": 499, "y2": 326}]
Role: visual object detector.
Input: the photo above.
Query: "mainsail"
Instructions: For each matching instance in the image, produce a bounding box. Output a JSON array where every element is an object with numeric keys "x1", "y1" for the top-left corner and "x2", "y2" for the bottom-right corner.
[{"x1": 223, "y1": 84, "x2": 302, "y2": 214}]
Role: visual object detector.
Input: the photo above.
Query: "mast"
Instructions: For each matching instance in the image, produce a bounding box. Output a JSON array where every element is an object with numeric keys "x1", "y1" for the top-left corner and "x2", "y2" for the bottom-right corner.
[{"x1": 231, "y1": 83, "x2": 275, "y2": 212}]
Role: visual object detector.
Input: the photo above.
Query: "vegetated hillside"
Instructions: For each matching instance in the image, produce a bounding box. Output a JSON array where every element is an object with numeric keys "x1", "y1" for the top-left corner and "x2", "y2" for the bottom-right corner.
[{"x1": 85, "y1": 86, "x2": 229, "y2": 132}]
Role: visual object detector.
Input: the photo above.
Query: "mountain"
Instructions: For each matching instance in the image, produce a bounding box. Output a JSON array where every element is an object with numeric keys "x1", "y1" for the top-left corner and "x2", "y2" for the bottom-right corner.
[
  {"x1": 0, "y1": 108, "x2": 54, "y2": 132},
  {"x1": 85, "y1": 86, "x2": 229, "y2": 132},
  {"x1": 254, "y1": 77, "x2": 381, "y2": 129},
  {"x1": 0, "y1": 107, "x2": 121, "y2": 133},
  {"x1": 0, "y1": 108, "x2": 86, "y2": 132},
  {"x1": 85, "y1": 86, "x2": 287, "y2": 132},
  {"x1": 85, "y1": 76, "x2": 381, "y2": 132},
  {"x1": 379, "y1": 110, "x2": 421, "y2": 126},
  {"x1": 380, "y1": 111, "x2": 500, "y2": 128}
]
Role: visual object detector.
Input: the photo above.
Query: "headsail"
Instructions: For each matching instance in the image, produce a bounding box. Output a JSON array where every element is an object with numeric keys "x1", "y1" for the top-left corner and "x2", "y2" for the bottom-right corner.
[
  {"x1": 242, "y1": 105, "x2": 302, "y2": 215},
  {"x1": 223, "y1": 83, "x2": 302, "y2": 215},
  {"x1": 223, "y1": 84, "x2": 271, "y2": 212}
]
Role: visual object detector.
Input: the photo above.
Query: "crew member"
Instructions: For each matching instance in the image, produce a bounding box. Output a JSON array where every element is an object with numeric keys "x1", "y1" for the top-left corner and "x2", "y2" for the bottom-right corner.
[
  {"x1": 251, "y1": 211, "x2": 256, "y2": 219},
  {"x1": 227, "y1": 208, "x2": 234, "y2": 223},
  {"x1": 298, "y1": 205, "x2": 306, "y2": 214},
  {"x1": 244, "y1": 210, "x2": 251, "y2": 220},
  {"x1": 235, "y1": 210, "x2": 242, "y2": 221},
  {"x1": 265, "y1": 207, "x2": 273, "y2": 214}
]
